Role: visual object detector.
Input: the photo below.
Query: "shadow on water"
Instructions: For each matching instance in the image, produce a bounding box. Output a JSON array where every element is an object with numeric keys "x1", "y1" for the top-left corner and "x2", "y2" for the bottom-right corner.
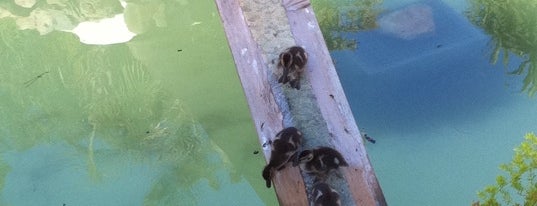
[
  {"x1": 331, "y1": 0, "x2": 521, "y2": 136},
  {"x1": 325, "y1": 0, "x2": 537, "y2": 205},
  {"x1": 0, "y1": 0, "x2": 274, "y2": 205}
]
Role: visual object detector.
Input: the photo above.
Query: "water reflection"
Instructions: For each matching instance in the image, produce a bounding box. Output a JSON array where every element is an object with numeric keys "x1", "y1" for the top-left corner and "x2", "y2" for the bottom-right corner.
[
  {"x1": 325, "y1": 0, "x2": 537, "y2": 205},
  {"x1": 0, "y1": 0, "x2": 272, "y2": 205},
  {"x1": 467, "y1": 0, "x2": 537, "y2": 96},
  {"x1": 312, "y1": 0, "x2": 382, "y2": 51},
  {"x1": 0, "y1": 0, "x2": 122, "y2": 34}
]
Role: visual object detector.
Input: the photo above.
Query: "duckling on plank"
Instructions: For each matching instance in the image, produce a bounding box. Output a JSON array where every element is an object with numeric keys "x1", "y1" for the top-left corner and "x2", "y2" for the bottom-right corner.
[
  {"x1": 262, "y1": 127, "x2": 303, "y2": 188},
  {"x1": 277, "y1": 46, "x2": 308, "y2": 90},
  {"x1": 298, "y1": 147, "x2": 348, "y2": 180},
  {"x1": 312, "y1": 182, "x2": 341, "y2": 206}
]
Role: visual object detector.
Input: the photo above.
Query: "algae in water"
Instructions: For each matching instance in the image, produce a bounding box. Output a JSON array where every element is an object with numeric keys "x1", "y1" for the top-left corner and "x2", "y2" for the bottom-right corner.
[{"x1": 0, "y1": 17, "x2": 226, "y2": 204}]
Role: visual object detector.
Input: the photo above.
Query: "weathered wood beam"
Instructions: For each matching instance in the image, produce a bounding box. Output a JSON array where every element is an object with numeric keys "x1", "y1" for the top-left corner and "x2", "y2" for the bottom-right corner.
[
  {"x1": 214, "y1": 0, "x2": 308, "y2": 205},
  {"x1": 285, "y1": 4, "x2": 387, "y2": 205},
  {"x1": 215, "y1": 0, "x2": 386, "y2": 205}
]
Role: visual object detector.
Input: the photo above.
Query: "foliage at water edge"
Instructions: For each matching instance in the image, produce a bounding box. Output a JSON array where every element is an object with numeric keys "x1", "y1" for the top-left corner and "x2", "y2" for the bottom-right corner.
[
  {"x1": 476, "y1": 133, "x2": 537, "y2": 206},
  {"x1": 311, "y1": 0, "x2": 382, "y2": 51},
  {"x1": 467, "y1": 0, "x2": 537, "y2": 97}
]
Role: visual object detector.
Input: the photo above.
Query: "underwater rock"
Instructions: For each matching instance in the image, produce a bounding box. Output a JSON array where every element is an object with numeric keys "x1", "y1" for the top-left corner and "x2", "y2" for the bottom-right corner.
[
  {"x1": 378, "y1": 4, "x2": 435, "y2": 40},
  {"x1": 0, "y1": 7, "x2": 15, "y2": 19},
  {"x1": 15, "y1": 0, "x2": 36, "y2": 8},
  {"x1": 47, "y1": 0, "x2": 69, "y2": 7},
  {"x1": 16, "y1": 8, "x2": 74, "y2": 35}
]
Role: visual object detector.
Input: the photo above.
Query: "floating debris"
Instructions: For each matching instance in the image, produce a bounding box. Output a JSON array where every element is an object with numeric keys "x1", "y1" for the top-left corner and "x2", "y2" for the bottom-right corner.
[
  {"x1": 23, "y1": 71, "x2": 49, "y2": 87},
  {"x1": 363, "y1": 133, "x2": 376, "y2": 144}
]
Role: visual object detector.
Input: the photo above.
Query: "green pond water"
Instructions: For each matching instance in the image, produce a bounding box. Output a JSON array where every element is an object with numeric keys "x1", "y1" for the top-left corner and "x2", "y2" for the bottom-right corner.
[
  {"x1": 1, "y1": 0, "x2": 273, "y2": 205},
  {"x1": 2, "y1": 0, "x2": 537, "y2": 205}
]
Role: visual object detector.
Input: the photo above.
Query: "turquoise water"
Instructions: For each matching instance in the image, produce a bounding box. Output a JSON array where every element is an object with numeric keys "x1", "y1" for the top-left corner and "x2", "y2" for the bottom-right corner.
[{"x1": 329, "y1": 0, "x2": 537, "y2": 205}]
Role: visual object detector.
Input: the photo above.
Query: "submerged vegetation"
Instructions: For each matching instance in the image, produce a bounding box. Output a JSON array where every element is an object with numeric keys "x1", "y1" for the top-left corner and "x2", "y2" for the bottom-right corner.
[
  {"x1": 0, "y1": 0, "x2": 271, "y2": 204},
  {"x1": 0, "y1": 0, "x2": 122, "y2": 34},
  {"x1": 0, "y1": 17, "x2": 224, "y2": 204},
  {"x1": 467, "y1": 0, "x2": 537, "y2": 96},
  {"x1": 311, "y1": 0, "x2": 382, "y2": 51},
  {"x1": 477, "y1": 133, "x2": 537, "y2": 206}
]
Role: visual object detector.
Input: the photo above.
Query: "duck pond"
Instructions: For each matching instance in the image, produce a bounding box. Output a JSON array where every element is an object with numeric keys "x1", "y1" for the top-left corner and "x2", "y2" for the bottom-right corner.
[{"x1": 1, "y1": 0, "x2": 537, "y2": 205}]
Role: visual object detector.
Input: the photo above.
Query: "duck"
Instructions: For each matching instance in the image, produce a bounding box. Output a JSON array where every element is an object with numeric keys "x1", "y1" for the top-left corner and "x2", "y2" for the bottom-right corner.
[
  {"x1": 298, "y1": 147, "x2": 348, "y2": 180},
  {"x1": 312, "y1": 182, "x2": 341, "y2": 206},
  {"x1": 277, "y1": 46, "x2": 308, "y2": 90},
  {"x1": 262, "y1": 127, "x2": 303, "y2": 188}
]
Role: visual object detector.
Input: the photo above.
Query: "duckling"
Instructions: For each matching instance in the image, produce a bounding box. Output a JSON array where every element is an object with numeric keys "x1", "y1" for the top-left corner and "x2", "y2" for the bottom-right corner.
[
  {"x1": 262, "y1": 127, "x2": 303, "y2": 188},
  {"x1": 298, "y1": 147, "x2": 348, "y2": 180},
  {"x1": 312, "y1": 182, "x2": 341, "y2": 206},
  {"x1": 277, "y1": 46, "x2": 308, "y2": 90}
]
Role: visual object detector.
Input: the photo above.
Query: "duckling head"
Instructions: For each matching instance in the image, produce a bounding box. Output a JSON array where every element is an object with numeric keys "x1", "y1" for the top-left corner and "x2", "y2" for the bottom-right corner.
[
  {"x1": 288, "y1": 46, "x2": 307, "y2": 68},
  {"x1": 278, "y1": 50, "x2": 294, "y2": 69},
  {"x1": 296, "y1": 149, "x2": 315, "y2": 168},
  {"x1": 275, "y1": 127, "x2": 303, "y2": 148},
  {"x1": 277, "y1": 46, "x2": 307, "y2": 90},
  {"x1": 312, "y1": 182, "x2": 341, "y2": 206},
  {"x1": 297, "y1": 147, "x2": 349, "y2": 180},
  {"x1": 316, "y1": 147, "x2": 348, "y2": 168},
  {"x1": 298, "y1": 150, "x2": 314, "y2": 163}
]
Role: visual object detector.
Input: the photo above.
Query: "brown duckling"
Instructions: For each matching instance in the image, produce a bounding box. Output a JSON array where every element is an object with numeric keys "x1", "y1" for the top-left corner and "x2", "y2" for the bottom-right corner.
[
  {"x1": 312, "y1": 182, "x2": 341, "y2": 206},
  {"x1": 277, "y1": 46, "x2": 308, "y2": 90},
  {"x1": 298, "y1": 147, "x2": 348, "y2": 180},
  {"x1": 262, "y1": 127, "x2": 303, "y2": 188}
]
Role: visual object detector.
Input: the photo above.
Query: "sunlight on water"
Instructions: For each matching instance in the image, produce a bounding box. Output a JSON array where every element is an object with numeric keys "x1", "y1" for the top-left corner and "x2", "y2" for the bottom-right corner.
[
  {"x1": 71, "y1": 13, "x2": 136, "y2": 45},
  {"x1": 0, "y1": 0, "x2": 275, "y2": 205}
]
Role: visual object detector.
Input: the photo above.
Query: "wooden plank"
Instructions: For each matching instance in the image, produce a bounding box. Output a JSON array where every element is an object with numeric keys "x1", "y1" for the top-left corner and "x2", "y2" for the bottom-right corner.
[
  {"x1": 216, "y1": 0, "x2": 387, "y2": 204},
  {"x1": 214, "y1": 0, "x2": 309, "y2": 205},
  {"x1": 285, "y1": 3, "x2": 387, "y2": 206}
]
